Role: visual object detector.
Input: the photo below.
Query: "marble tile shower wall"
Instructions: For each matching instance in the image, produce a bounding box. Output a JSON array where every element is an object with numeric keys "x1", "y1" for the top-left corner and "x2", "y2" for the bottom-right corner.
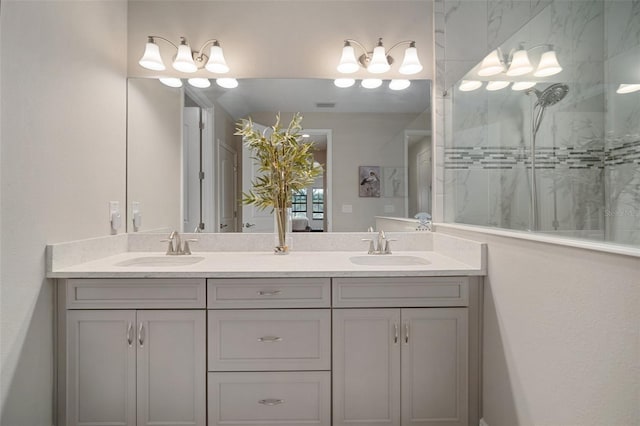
[{"x1": 436, "y1": 0, "x2": 640, "y2": 244}]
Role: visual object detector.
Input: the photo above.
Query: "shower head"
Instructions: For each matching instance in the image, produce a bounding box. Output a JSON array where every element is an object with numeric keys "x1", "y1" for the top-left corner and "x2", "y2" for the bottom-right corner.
[{"x1": 530, "y1": 83, "x2": 569, "y2": 107}]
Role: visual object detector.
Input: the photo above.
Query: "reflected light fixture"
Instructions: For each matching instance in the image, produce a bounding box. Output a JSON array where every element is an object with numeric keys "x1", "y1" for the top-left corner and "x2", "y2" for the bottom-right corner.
[
  {"x1": 187, "y1": 78, "x2": 211, "y2": 88},
  {"x1": 139, "y1": 35, "x2": 230, "y2": 75},
  {"x1": 477, "y1": 50, "x2": 505, "y2": 77},
  {"x1": 334, "y1": 78, "x2": 356, "y2": 88},
  {"x1": 506, "y1": 46, "x2": 533, "y2": 76},
  {"x1": 159, "y1": 77, "x2": 183, "y2": 88},
  {"x1": 459, "y1": 80, "x2": 483, "y2": 91},
  {"x1": 389, "y1": 79, "x2": 411, "y2": 90},
  {"x1": 486, "y1": 81, "x2": 510, "y2": 91},
  {"x1": 216, "y1": 78, "x2": 239, "y2": 89},
  {"x1": 616, "y1": 84, "x2": 640, "y2": 94},
  {"x1": 512, "y1": 81, "x2": 536, "y2": 91},
  {"x1": 534, "y1": 47, "x2": 562, "y2": 77},
  {"x1": 337, "y1": 38, "x2": 423, "y2": 75},
  {"x1": 361, "y1": 78, "x2": 383, "y2": 89}
]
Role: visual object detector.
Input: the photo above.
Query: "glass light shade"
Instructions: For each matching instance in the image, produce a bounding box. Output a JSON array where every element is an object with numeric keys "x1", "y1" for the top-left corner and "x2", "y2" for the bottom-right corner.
[
  {"x1": 389, "y1": 79, "x2": 411, "y2": 90},
  {"x1": 139, "y1": 42, "x2": 165, "y2": 71},
  {"x1": 616, "y1": 84, "x2": 640, "y2": 94},
  {"x1": 173, "y1": 43, "x2": 198, "y2": 73},
  {"x1": 361, "y1": 78, "x2": 383, "y2": 89},
  {"x1": 187, "y1": 78, "x2": 211, "y2": 88},
  {"x1": 486, "y1": 81, "x2": 510, "y2": 91},
  {"x1": 398, "y1": 46, "x2": 423, "y2": 75},
  {"x1": 459, "y1": 80, "x2": 483, "y2": 91},
  {"x1": 216, "y1": 78, "x2": 239, "y2": 89},
  {"x1": 511, "y1": 81, "x2": 536, "y2": 91},
  {"x1": 337, "y1": 44, "x2": 360, "y2": 74},
  {"x1": 159, "y1": 77, "x2": 183, "y2": 88},
  {"x1": 334, "y1": 78, "x2": 356, "y2": 88},
  {"x1": 205, "y1": 44, "x2": 229, "y2": 74},
  {"x1": 478, "y1": 50, "x2": 505, "y2": 76},
  {"x1": 506, "y1": 49, "x2": 533, "y2": 76},
  {"x1": 367, "y1": 45, "x2": 391, "y2": 74},
  {"x1": 534, "y1": 50, "x2": 562, "y2": 77}
]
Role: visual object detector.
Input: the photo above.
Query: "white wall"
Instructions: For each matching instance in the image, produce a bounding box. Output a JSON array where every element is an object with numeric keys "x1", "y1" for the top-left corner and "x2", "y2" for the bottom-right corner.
[
  {"x1": 437, "y1": 226, "x2": 640, "y2": 426},
  {"x1": 127, "y1": 78, "x2": 182, "y2": 232},
  {"x1": 0, "y1": 1, "x2": 128, "y2": 423}
]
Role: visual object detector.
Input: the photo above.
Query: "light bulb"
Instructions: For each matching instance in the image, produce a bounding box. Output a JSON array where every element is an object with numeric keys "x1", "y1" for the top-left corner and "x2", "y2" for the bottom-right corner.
[
  {"x1": 486, "y1": 81, "x2": 510, "y2": 91},
  {"x1": 534, "y1": 50, "x2": 562, "y2": 77},
  {"x1": 159, "y1": 77, "x2": 183, "y2": 88},
  {"x1": 506, "y1": 49, "x2": 533, "y2": 76},
  {"x1": 205, "y1": 42, "x2": 230, "y2": 74},
  {"x1": 216, "y1": 78, "x2": 239, "y2": 89},
  {"x1": 337, "y1": 41, "x2": 360, "y2": 74},
  {"x1": 139, "y1": 38, "x2": 165, "y2": 71},
  {"x1": 187, "y1": 78, "x2": 211, "y2": 88},
  {"x1": 334, "y1": 78, "x2": 356, "y2": 88},
  {"x1": 367, "y1": 40, "x2": 390, "y2": 74},
  {"x1": 398, "y1": 43, "x2": 423, "y2": 75},
  {"x1": 511, "y1": 81, "x2": 536, "y2": 91},
  {"x1": 459, "y1": 80, "x2": 482, "y2": 91},
  {"x1": 389, "y1": 79, "x2": 411, "y2": 90},
  {"x1": 478, "y1": 50, "x2": 505, "y2": 76},
  {"x1": 361, "y1": 78, "x2": 383, "y2": 89},
  {"x1": 173, "y1": 39, "x2": 197, "y2": 73}
]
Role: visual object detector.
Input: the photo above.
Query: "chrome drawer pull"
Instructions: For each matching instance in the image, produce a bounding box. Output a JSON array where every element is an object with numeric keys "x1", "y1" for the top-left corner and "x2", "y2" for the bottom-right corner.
[
  {"x1": 258, "y1": 398, "x2": 285, "y2": 406},
  {"x1": 394, "y1": 323, "x2": 398, "y2": 344},
  {"x1": 404, "y1": 323, "x2": 409, "y2": 344},
  {"x1": 126, "y1": 323, "x2": 133, "y2": 346},
  {"x1": 138, "y1": 323, "x2": 145, "y2": 347},
  {"x1": 258, "y1": 336, "x2": 283, "y2": 343},
  {"x1": 258, "y1": 290, "x2": 281, "y2": 296}
]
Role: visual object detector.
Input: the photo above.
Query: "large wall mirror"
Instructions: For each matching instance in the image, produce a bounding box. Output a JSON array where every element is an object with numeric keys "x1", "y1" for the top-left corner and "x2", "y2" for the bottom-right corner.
[{"x1": 127, "y1": 78, "x2": 431, "y2": 233}]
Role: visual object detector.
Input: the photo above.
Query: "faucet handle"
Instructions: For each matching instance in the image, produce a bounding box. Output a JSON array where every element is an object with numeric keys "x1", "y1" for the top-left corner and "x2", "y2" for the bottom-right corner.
[
  {"x1": 361, "y1": 238, "x2": 375, "y2": 254},
  {"x1": 160, "y1": 239, "x2": 177, "y2": 255},
  {"x1": 182, "y1": 239, "x2": 198, "y2": 255},
  {"x1": 384, "y1": 239, "x2": 397, "y2": 254}
]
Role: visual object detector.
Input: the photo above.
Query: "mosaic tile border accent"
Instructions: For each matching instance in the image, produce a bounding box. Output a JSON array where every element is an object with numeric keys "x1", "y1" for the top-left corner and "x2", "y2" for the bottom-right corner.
[{"x1": 444, "y1": 140, "x2": 640, "y2": 170}]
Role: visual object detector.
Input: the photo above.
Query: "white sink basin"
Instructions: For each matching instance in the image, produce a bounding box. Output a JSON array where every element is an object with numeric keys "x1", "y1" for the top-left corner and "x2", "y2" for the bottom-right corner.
[
  {"x1": 116, "y1": 256, "x2": 205, "y2": 267},
  {"x1": 349, "y1": 255, "x2": 430, "y2": 266}
]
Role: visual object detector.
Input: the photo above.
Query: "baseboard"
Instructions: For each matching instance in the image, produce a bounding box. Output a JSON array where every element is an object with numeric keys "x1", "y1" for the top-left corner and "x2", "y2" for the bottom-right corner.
[{"x1": 479, "y1": 418, "x2": 489, "y2": 426}]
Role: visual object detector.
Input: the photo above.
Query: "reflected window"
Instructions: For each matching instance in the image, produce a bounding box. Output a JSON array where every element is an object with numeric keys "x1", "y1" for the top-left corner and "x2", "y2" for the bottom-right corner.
[
  {"x1": 292, "y1": 189, "x2": 307, "y2": 214},
  {"x1": 312, "y1": 188, "x2": 324, "y2": 220}
]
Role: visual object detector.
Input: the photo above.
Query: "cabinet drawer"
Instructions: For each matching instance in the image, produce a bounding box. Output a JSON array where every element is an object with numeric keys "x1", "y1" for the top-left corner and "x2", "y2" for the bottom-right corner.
[
  {"x1": 66, "y1": 279, "x2": 206, "y2": 309},
  {"x1": 207, "y1": 278, "x2": 330, "y2": 308},
  {"x1": 208, "y1": 372, "x2": 330, "y2": 426},
  {"x1": 208, "y1": 309, "x2": 330, "y2": 371},
  {"x1": 333, "y1": 277, "x2": 469, "y2": 307}
]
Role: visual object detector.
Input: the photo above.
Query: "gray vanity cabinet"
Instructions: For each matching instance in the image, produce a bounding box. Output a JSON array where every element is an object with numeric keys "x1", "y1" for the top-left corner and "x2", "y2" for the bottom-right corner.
[
  {"x1": 332, "y1": 277, "x2": 475, "y2": 426},
  {"x1": 58, "y1": 279, "x2": 207, "y2": 426}
]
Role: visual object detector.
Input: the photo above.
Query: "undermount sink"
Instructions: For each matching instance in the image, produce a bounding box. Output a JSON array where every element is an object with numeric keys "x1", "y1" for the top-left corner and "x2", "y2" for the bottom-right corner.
[
  {"x1": 349, "y1": 255, "x2": 431, "y2": 266},
  {"x1": 115, "y1": 256, "x2": 205, "y2": 267}
]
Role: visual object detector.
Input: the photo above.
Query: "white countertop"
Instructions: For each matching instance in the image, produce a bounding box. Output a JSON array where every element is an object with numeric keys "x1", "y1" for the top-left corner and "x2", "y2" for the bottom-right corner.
[{"x1": 47, "y1": 250, "x2": 483, "y2": 279}]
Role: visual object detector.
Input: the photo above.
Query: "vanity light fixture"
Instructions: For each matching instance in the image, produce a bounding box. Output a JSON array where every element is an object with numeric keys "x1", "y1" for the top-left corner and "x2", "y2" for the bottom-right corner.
[
  {"x1": 477, "y1": 44, "x2": 562, "y2": 78},
  {"x1": 139, "y1": 36, "x2": 230, "y2": 74},
  {"x1": 616, "y1": 83, "x2": 640, "y2": 94},
  {"x1": 334, "y1": 78, "x2": 356, "y2": 88},
  {"x1": 511, "y1": 81, "x2": 536, "y2": 91},
  {"x1": 159, "y1": 77, "x2": 183, "y2": 88},
  {"x1": 337, "y1": 38, "x2": 423, "y2": 75},
  {"x1": 486, "y1": 81, "x2": 510, "y2": 91},
  {"x1": 459, "y1": 80, "x2": 483, "y2": 92}
]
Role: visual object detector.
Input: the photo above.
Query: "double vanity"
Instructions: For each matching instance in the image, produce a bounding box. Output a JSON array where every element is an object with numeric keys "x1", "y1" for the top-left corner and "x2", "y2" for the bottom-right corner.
[{"x1": 47, "y1": 231, "x2": 486, "y2": 426}]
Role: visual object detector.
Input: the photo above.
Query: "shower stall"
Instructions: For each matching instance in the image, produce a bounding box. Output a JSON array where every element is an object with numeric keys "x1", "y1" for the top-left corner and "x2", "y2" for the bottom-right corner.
[{"x1": 440, "y1": 0, "x2": 640, "y2": 247}]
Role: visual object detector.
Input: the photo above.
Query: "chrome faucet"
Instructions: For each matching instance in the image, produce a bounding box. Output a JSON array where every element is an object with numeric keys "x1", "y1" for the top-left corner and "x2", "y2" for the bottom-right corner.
[
  {"x1": 162, "y1": 231, "x2": 197, "y2": 255},
  {"x1": 362, "y1": 229, "x2": 396, "y2": 255}
]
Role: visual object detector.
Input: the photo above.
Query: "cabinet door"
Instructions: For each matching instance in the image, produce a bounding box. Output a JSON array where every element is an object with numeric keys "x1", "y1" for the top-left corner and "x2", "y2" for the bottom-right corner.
[
  {"x1": 333, "y1": 309, "x2": 401, "y2": 426},
  {"x1": 136, "y1": 310, "x2": 206, "y2": 426},
  {"x1": 401, "y1": 308, "x2": 468, "y2": 426},
  {"x1": 67, "y1": 310, "x2": 136, "y2": 426}
]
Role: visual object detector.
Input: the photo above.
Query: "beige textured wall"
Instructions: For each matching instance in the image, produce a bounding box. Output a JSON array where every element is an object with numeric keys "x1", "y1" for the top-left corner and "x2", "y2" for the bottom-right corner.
[{"x1": 0, "y1": 1, "x2": 128, "y2": 423}]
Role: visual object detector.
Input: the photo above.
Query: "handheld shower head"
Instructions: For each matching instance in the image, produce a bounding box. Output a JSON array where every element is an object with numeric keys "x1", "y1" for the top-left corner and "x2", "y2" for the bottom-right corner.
[{"x1": 529, "y1": 83, "x2": 569, "y2": 107}]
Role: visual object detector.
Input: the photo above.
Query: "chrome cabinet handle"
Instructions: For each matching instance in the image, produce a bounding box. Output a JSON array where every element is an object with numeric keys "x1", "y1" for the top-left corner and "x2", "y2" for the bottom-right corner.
[
  {"x1": 244, "y1": 222, "x2": 256, "y2": 228},
  {"x1": 394, "y1": 323, "x2": 398, "y2": 344},
  {"x1": 127, "y1": 323, "x2": 133, "y2": 346},
  {"x1": 258, "y1": 290, "x2": 281, "y2": 296},
  {"x1": 258, "y1": 399, "x2": 284, "y2": 406},
  {"x1": 404, "y1": 323, "x2": 409, "y2": 344},
  {"x1": 138, "y1": 323, "x2": 145, "y2": 347},
  {"x1": 258, "y1": 336, "x2": 283, "y2": 343}
]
